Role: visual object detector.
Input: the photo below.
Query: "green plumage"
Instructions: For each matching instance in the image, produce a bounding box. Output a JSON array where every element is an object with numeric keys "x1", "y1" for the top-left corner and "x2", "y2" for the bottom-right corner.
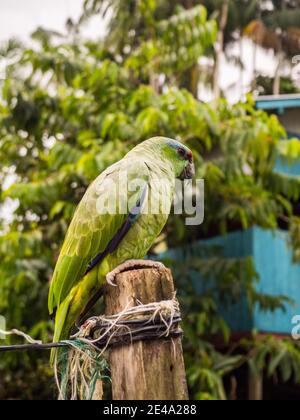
[{"x1": 48, "y1": 137, "x2": 193, "y2": 362}]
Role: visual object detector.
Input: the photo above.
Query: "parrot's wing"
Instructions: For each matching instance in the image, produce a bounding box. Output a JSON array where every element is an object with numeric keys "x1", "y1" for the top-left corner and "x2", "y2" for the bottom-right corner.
[{"x1": 48, "y1": 159, "x2": 150, "y2": 314}]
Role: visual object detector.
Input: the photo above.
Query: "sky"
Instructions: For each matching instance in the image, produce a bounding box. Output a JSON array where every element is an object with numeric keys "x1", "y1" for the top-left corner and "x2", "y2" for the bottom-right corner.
[
  {"x1": 0, "y1": 0, "x2": 279, "y2": 103},
  {"x1": 0, "y1": 0, "x2": 81, "y2": 39},
  {"x1": 0, "y1": 0, "x2": 107, "y2": 40}
]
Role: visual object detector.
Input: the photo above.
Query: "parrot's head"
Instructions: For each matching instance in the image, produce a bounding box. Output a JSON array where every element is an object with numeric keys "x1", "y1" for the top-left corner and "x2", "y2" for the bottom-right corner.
[{"x1": 145, "y1": 137, "x2": 195, "y2": 180}]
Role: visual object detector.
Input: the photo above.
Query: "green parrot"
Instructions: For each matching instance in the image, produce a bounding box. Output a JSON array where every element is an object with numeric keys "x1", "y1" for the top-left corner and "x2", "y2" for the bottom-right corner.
[{"x1": 48, "y1": 137, "x2": 194, "y2": 362}]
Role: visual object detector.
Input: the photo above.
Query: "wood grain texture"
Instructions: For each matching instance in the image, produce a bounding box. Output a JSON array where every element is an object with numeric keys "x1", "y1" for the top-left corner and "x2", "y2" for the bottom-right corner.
[
  {"x1": 92, "y1": 380, "x2": 104, "y2": 400},
  {"x1": 105, "y1": 267, "x2": 188, "y2": 400}
]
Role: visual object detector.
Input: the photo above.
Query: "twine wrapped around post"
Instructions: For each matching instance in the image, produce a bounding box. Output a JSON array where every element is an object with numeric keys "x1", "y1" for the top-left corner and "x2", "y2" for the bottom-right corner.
[
  {"x1": 105, "y1": 266, "x2": 189, "y2": 400},
  {"x1": 0, "y1": 266, "x2": 188, "y2": 400}
]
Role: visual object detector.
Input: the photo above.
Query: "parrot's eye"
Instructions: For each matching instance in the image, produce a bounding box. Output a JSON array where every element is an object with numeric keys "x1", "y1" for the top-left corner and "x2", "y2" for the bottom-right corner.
[{"x1": 177, "y1": 147, "x2": 186, "y2": 158}]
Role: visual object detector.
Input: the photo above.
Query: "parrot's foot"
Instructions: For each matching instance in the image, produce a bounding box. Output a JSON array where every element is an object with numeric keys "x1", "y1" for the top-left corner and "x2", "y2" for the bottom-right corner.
[{"x1": 106, "y1": 259, "x2": 166, "y2": 286}]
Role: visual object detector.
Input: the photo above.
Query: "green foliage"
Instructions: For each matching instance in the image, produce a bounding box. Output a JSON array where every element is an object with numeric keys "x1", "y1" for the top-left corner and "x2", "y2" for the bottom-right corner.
[
  {"x1": 256, "y1": 75, "x2": 300, "y2": 96},
  {"x1": 243, "y1": 335, "x2": 300, "y2": 384},
  {"x1": 1, "y1": 0, "x2": 300, "y2": 400},
  {"x1": 82, "y1": 0, "x2": 217, "y2": 92},
  {"x1": 127, "y1": 5, "x2": 217, "y2": 74},
  {"x1": 185, "y1": 338, "x2": 243, "y2": 400},
  {"x1": 277, "y1": 138, "x2": 300, "y2": 165},
  {"x1": 245, "y1": 0, "x2": 300, "y2": 62}
]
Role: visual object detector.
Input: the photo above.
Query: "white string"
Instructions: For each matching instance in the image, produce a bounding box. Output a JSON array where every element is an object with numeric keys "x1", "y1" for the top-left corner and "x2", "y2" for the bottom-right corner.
[{"x1": 0, "y1": 328, "x2": 42, "y2": 345}]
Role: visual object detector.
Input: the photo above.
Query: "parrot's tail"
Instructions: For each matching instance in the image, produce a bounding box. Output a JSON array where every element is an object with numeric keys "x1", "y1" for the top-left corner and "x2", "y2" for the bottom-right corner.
[
  {"x1": 50, "y1": 274, "x2": 106, "y2": 366},
  {"x1": 50, "y1": 297, "x2": 77, "y2": 400},
  {"x1": 50, "y1": 295, "x2": 74, "y2": 367},
  {"x1": 50, "y1": 284, "x2": 108, "y2": 399}
]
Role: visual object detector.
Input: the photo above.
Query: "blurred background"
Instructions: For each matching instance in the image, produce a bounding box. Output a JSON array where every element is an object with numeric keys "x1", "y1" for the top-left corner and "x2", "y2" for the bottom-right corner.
[{"x1": 1, "y1": 0, "x2": 300, "y2": 400}]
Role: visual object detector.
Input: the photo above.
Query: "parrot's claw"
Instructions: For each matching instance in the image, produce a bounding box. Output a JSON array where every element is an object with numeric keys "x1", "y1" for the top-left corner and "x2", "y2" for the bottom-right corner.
[
  {"x1": 106, "y1": 259, "x2": 166, "y2": 287},
  {"x1": 106, "y1": 273, "x2": 118, "y2": 287}
]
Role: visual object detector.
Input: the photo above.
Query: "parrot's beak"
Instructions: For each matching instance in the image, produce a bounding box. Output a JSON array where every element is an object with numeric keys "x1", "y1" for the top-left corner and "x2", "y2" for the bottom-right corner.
[{"x1": 179, "y1": 161, "x2": 195, "y2": 180}]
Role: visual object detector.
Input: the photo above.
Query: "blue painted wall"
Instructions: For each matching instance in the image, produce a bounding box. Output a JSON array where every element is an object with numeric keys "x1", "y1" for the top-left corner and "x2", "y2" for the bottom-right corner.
[
  {"x1": 252, "y1": 228, "x2": 300, "y2": 334},
  {"x1": 275, "y1": 157, "x2": 300, "y2": 176},
  {"x1": 275, "y1": 132, "x2": 300, "y2": 175},
  {"x1": 191, "y1": 229, "x2": 254, "y2": 332},
  {"x1": 163, "y1": 227, "x2": 300, "y2": 334}
]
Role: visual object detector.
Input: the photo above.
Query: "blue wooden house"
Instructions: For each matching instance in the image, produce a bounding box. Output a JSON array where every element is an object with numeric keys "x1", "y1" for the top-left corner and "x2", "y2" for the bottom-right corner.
[
  {"x1": 168, "y1": 95, "x2": 300, "y2": 336},
  {"x1": 218, "y1": 95, "x2": 300, "y2": 334},
  {"x1": 256, "y1": 94, "x2": 300, "y2": 175},
  {"x1": 256, "y1": 94, "x2": 300, "y2": 138}
]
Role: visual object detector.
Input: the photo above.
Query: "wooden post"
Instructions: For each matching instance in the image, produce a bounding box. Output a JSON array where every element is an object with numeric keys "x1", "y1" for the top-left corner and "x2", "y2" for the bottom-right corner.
[
  {"x1": 105, "y1": 267, "x2": 189, "y2": 400},
  {"x1": 248, "y1": 368, "x2": 263, "y2": 401},
  {"x1": 92, "y1": 380, "x2": 103, "y2": 400}
]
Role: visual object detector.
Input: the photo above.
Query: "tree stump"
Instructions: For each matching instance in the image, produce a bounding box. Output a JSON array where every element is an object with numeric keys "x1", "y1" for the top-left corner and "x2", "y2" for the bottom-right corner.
[{"x1": 105, "y1": 267, "x2": 189, "y2": 400}]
